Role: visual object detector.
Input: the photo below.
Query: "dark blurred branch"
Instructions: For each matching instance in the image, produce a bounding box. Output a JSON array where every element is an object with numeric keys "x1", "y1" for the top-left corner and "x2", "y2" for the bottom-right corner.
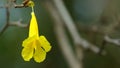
[
  {"x1": 98, "y1": 39, "x2": 107, "y2": 55},
  {"x1": 0, "y1": 24, "x2": 9, "y2": 35},
  {"x1": 0, "y1": 5, "x2": 10, "y2": 35}
]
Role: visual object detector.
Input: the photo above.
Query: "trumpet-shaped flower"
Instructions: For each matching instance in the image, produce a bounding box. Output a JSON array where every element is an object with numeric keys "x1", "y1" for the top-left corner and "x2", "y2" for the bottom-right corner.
[{"x1": 21, "y1": 6, "x2": 51, "y2": 63}]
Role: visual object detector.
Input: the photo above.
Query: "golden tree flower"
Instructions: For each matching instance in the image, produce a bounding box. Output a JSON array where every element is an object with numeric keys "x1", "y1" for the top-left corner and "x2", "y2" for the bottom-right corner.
[{"x1": 21, "y1": 4, "x2": 51, "y2": 63}]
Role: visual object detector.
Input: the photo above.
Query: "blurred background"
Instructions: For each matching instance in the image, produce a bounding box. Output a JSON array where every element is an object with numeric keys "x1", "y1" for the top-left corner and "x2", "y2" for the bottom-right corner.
[{"x1": 0, "y1": 0, "x2": 120, "y2": 68}]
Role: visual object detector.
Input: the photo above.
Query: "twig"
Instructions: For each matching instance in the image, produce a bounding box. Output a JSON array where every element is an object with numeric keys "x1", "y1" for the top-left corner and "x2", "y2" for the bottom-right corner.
[
  {"x1": 0, "y1": 0, "x2": 29, "y2": 35},
  {"x1": 104, "y1": 35, "x2": 120, "y2": 46},
  {"x1": 77, "y1": 23, "x2": 120, "y2": 53},
  {"x1": 98, "y1": 35, "x2": 120, "y2": 53},
  {"x1": 12, "y1": 0, "x2": 29, "y2": 8},
  {"x1": 10, "y1": 20, "x2": 28, "y2": 28}
]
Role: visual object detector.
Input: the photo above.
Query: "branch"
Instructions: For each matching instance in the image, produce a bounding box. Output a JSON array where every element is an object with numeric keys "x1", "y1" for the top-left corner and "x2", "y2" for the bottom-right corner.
[
  {"x1": 52, "y1": 0, "x2": 105, "y2": 55},
  {"x1": 43, "y1": 1, "x2": 82, "y2": 68}
]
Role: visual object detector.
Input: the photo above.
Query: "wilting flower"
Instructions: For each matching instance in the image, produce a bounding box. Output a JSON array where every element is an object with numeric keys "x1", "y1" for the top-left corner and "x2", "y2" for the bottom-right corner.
[{"x1": 21, "y1": 7, "x2": 51, "y2": 63}]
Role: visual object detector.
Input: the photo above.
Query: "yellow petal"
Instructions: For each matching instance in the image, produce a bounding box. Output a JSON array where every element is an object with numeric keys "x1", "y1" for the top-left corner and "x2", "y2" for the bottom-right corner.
[
  {"x1": 22, "y1": 36, "x2": 35, "y2": 47},
  {"x1": 21, "y1": 42, "x2": 34, "y2": 61},
  {"x1": 39, "y1": 36, "x2": 52, "y2": 52},
  {"x1": 33, "y1": 43, "x2": 46, "y2": 63},
  {"x1": 29, "y1": 12, "x2": 39, "y2": 37}
]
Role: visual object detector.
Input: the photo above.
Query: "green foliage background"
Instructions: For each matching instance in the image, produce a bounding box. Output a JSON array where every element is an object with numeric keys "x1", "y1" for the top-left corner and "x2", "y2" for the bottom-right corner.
[{"x1": 0, "y1": 0, "x2": 120, "y2": 68}]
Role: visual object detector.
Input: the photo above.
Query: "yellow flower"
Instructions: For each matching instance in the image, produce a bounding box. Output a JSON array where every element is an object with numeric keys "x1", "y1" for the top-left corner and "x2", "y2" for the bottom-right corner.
[{"x1": 21, "y1": 4, "x2": 51, "y2": 63}]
